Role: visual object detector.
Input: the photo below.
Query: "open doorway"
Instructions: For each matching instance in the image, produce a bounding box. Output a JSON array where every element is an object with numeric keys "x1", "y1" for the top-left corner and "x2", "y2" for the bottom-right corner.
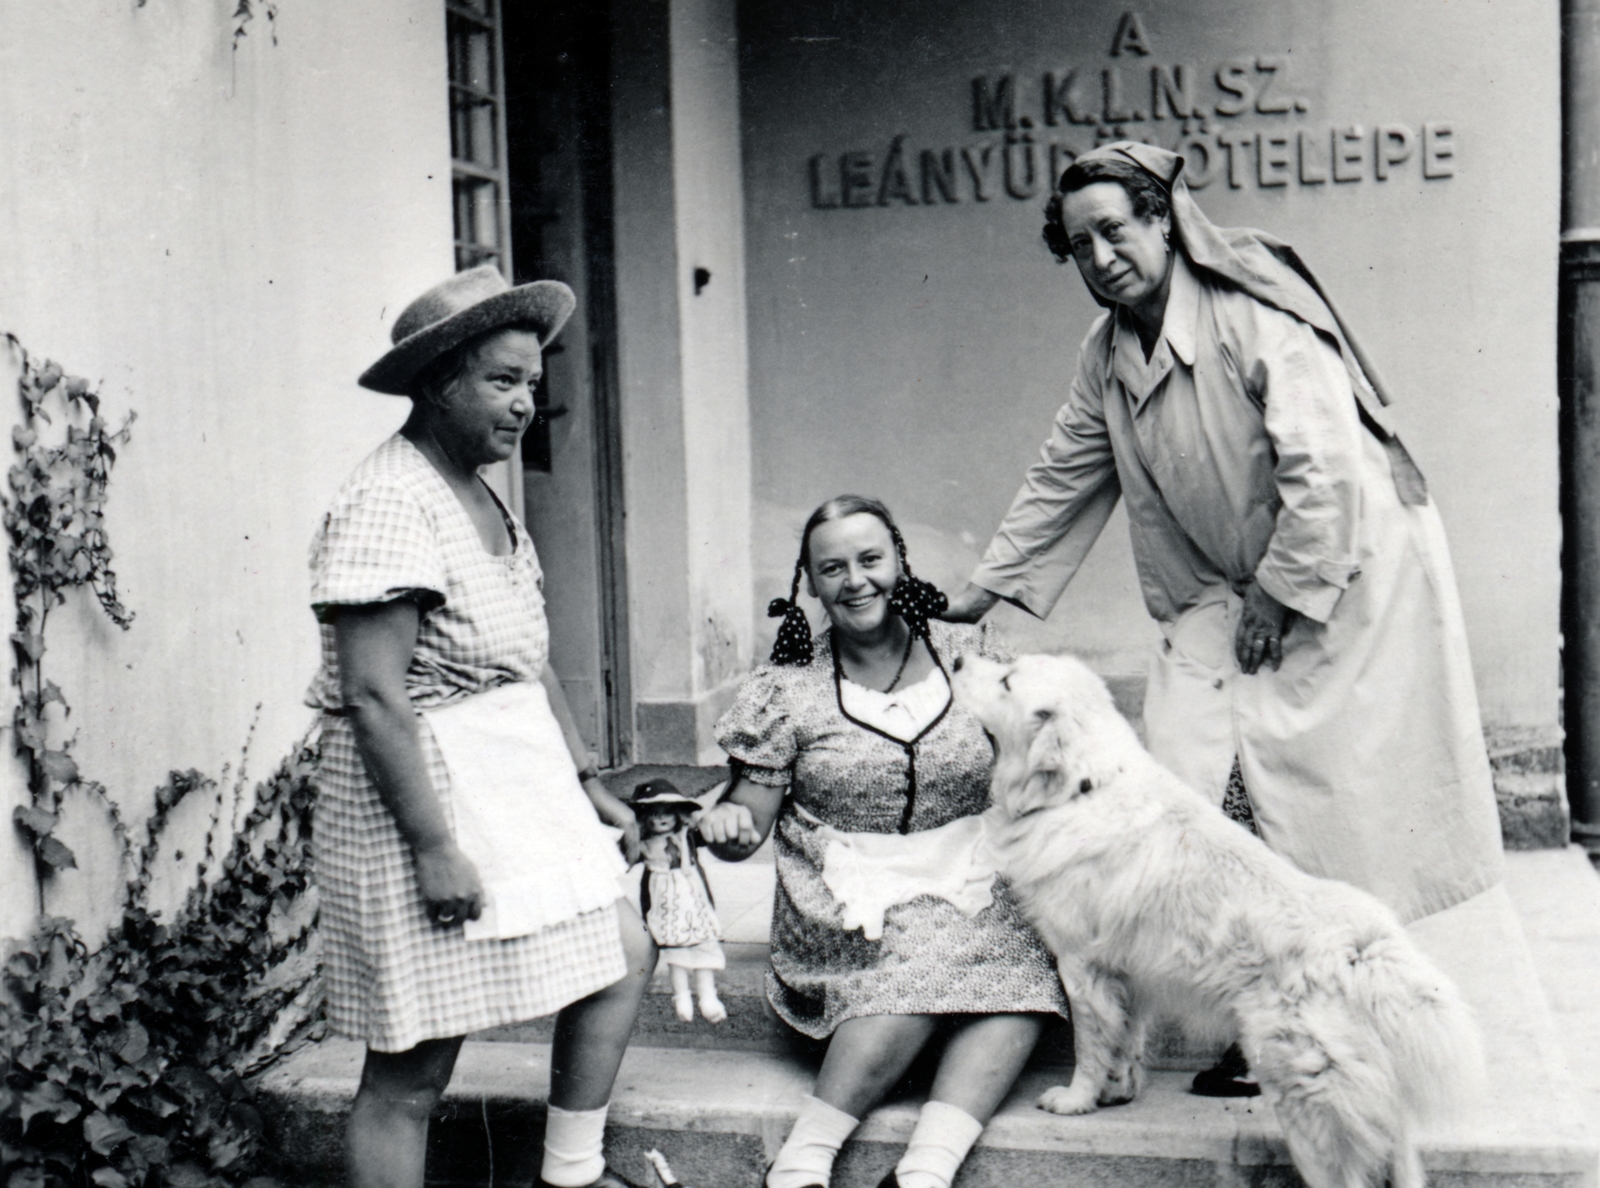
[{"x1": 458, "y1": 2, "x2": 630, "y2": 766}]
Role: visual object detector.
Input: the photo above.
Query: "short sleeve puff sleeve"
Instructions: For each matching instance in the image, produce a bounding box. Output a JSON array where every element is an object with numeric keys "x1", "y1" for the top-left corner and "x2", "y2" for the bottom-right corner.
[
  {"x1": 715, "y1": 667, "x2": 798, "y2": 786},
  {"x1": 310, "y1": 478, "x2": 449, "y2": 622}
]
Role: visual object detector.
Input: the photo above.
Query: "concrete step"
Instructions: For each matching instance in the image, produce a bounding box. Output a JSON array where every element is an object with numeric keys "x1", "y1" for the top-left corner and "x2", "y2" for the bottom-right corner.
[
  {"x1": 256, "y1": 1037, "x2": 1595, "y2": 1188},
  {"x1": 473, "y1": 943, "x2": 1209, "y2": 1069},
  {"x1": 256, "y1": 868, "x2": 1599, "y2": 1187}
]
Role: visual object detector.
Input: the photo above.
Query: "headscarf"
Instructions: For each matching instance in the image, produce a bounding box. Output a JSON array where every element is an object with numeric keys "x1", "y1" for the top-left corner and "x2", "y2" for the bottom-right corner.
[{"x1": 1071, "y1": 142, "x2": 1428, "y2": 506}]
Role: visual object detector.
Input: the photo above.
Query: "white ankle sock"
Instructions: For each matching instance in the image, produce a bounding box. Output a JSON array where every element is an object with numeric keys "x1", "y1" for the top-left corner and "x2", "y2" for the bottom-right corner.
[
  {"x1": 541, "y1": 1102, "x2": 609, "y2": 1188},
  {"x1": 766, "y1": 1095, "x2": 860, "y2": 1188},
  {"x1": 892, "y1": 1100, "x2": 984, "y2": 1188}
]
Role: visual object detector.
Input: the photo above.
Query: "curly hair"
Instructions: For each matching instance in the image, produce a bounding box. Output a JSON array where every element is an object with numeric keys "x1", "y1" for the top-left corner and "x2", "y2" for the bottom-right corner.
[{"x1": 1041, "y1": 157, "x2": 1173, "y2": 264}]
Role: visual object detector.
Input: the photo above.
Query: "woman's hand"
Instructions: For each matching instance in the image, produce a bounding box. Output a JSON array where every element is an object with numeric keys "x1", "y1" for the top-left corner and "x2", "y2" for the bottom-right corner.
[
  {"x1": 941, "y1": 583, "x2": 1000, "y2": 624},
  {"x1": 1234, "y1": 582, "x2": 1295, "y2": 675},
  {"x1": 699, "y1": 777, "x2": 785, "y2": 862},
  {"x1": 697, "y1": 801, "x2": 758, "y2": 849},
  {"x1": 413, "y1": 841, "x2": 485, "y2": 926}
]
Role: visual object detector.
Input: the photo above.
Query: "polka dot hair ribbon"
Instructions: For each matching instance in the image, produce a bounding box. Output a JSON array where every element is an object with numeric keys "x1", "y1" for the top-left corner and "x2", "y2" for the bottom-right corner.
[
  {"x1": 768, "y1": 559, "x2": 816, "y2": 665},
  {"x1": 887, "y1": 573, "x2": 948, "y2": 641}
]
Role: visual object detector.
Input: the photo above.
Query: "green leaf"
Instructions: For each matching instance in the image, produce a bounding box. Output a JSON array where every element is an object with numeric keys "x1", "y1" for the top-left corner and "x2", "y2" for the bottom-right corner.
[
  {"x1": 7, "y1": 1166, "x2": 49, "y2": 1188},
  {"x1": 17, "y1": 1078, "x2": 80, "y2": 1130},
  {"x1": 36, "y1": 835, "x2": 76, "y2": 870},
  {"x1": 114, "y1": 1021, "x2": 148, "y2": 1065},
  {"x1": 163, "y1": 1162, "x2": 218, "y2": 1188},
  {"x1": 39, "y1": 750, "x2": 79, "y2": 788},
  {"x1": 90, "y1": 1168, "x2": 130, "y2": 1188},
  {"x1": 12, "y1": 804, "x2": 57, "y2": 837},
  {"x1": 10, "y1": 631, "x2": 43, "y2": 663},
  {"x1": 85, "y1": 991, "x2": 121, "y2": 1024},
  {"x1": 128, "y1": 1133, "x2": 169, "y2": 1165},
  {"x1": 82, "y1": 1110, "x2": 136, "y2": 1155}
]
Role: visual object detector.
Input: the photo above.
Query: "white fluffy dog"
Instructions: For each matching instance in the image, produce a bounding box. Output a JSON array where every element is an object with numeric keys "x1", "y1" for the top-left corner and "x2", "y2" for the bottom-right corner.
[{"x1": 951, "y1": 651, "x2": 1484, "y2": 1188}]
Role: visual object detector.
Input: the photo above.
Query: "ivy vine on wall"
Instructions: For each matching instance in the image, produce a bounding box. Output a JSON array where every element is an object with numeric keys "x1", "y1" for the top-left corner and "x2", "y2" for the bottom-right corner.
[
  {"x1": 3, "y1": 335, "x2": 135, "y2": 910},
  {"x1": 0, "y1": 336, "x2": 324, "y2": 1187},
  {"x1": 129, "y1": 0, "x2": 279, "y2": 50}
]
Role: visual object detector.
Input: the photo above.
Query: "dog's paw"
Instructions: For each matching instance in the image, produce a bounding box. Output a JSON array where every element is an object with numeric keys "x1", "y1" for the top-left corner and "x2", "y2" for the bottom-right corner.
[
  {"x1": 1097, "y1": 1059, "x2": 1145, "y2": 1107},
  {"x1": 1036, "y1": 1082, "x2": 1100, "y2": 1115}
]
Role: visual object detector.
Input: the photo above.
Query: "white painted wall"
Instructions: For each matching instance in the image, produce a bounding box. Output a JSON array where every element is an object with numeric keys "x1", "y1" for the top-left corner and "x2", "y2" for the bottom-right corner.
[
  {"x1": 740, "y1": 0, "x2": 1560, "y2": 749},
  {"x1": 672, "y1": 0, "x2": 755, "y2": 737},
  {"x1": 615, "y1": 0, "x2": 754, "y2": 762},
  {"x1": 0, "y1": 0, "x2": 454, "y2": 941}
]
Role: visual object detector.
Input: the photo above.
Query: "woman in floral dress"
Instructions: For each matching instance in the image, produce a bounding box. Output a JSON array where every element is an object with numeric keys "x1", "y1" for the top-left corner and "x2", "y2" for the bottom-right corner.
[{"x1": 698, "y1": 496, "x2": 1067, "y2": 1188}]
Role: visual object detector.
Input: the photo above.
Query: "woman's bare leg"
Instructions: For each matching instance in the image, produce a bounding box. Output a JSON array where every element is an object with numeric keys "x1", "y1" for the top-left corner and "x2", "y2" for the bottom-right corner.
[
  {"x1": 549, "y1": 901, "x2": 657, "y2": 1111},
  {"x1": 346, "y1": 1036, "x2": 464, "y2": 1188},
  {"x1": 928, "y1": 1013, "x2": 1045, "y2": 1122},
  {"x1": 813, "y1": 1014, "x2": 940, "y2": 1117}
]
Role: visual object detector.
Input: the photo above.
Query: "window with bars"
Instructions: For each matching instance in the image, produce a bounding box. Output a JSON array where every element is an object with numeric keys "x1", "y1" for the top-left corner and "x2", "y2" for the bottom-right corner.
[{"x1": 448, "y1": 0, "x2": 512, "y2": 275}]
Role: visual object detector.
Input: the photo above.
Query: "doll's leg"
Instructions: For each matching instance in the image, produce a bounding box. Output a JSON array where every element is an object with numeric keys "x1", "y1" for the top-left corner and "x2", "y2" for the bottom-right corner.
[
  {"x1": 669, "y1": 963, "x2": 694, "y2": 1021},
  {"x1": 693, "y1": 967, "x2": 727, "y2": 1023}
]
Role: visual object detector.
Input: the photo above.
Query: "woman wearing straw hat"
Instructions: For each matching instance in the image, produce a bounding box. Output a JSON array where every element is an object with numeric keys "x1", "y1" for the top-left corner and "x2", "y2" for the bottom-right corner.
[
  {"x1": 306, "y1": 266, "x2": 654, "y2": 1188},
  {"x1": 942, "y1": 143, "x2": 1504, "y2": 1095}
]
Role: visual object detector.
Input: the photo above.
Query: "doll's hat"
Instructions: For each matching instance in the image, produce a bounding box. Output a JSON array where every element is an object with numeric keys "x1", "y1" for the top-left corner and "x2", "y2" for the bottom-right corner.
[{"x1": 631, "y1": 779, "x2": 702, "y2": 814}]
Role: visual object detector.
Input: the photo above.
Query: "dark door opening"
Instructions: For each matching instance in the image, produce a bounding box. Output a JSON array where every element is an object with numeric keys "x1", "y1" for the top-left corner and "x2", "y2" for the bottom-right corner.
[{"x1": 502, "y1": 5, "x2": 632, "y2": 767}]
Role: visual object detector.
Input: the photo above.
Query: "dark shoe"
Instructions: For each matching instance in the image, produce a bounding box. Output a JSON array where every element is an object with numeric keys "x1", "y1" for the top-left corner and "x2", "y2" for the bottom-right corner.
[
  {"x1": 875, "y1": 1173, "x2": 903, "y2": 1188},
  {"x1": 762, "y1": 1163, "x2": 825, "y2": 1188},
  {"x1": 537, "y1": 1168, "x2": 647, "y2": 1188},
  {"x1": 1190, "y1": 1042, "x2": 1260, "y2": 1098}
]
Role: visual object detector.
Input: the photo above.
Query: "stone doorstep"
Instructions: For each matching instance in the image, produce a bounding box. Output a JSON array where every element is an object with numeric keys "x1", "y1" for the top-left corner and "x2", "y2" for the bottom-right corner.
[
  {"x1": 256, "y1": 1039, "x2": 1597, "y2": 1188},
  {"x1": 255, "y1": 873, "x2": 1600, "y2": 1187},
  {"x1": 475, "y1": 943, "x2": 1211, "y2": 1070}
]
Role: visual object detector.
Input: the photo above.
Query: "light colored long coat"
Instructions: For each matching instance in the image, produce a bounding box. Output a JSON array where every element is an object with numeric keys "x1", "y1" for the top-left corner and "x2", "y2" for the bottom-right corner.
[{"x1": 971, "y1": 255, "x2": 1503, "y2": 923}]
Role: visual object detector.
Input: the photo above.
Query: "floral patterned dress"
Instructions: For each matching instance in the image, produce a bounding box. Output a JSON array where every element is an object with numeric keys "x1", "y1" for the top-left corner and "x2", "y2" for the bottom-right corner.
[{"x1": 714, "y1": 619, "x2": 1068, "y2": 1039}]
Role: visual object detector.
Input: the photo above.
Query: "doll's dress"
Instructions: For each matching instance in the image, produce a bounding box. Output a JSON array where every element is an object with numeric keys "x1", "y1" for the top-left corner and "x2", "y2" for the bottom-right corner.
[{"x1": 643, "y1": 827, "x2": 725, "y2": 970}]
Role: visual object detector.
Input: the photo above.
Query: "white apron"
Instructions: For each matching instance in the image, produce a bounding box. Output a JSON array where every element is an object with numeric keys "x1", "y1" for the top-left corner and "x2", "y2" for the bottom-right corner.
[
  {"x1": 422, "y1": 681, "x2": 627, "y2": 942},
  {"x1": 1142, "y1": 431, "x2": 1504, "y2": 924}
]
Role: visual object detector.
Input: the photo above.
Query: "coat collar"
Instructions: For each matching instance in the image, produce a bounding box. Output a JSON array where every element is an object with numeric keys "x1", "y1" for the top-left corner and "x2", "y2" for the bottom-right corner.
[{"x1": 1105, "y1": 252, "x2": 1200, "y2": 402}]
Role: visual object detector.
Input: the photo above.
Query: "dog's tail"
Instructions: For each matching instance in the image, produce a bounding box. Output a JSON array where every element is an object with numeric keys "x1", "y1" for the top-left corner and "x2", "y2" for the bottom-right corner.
[
  {"x1": 1273, "y1": 928, "x2": 1481, "y2": 1188},
  {"x1": 1357, "y1": 933, "x2": 1486, "y2": 1126},
  {"x1": 1350, "y1": 929, "x2": 1486, "y2": 1188}
]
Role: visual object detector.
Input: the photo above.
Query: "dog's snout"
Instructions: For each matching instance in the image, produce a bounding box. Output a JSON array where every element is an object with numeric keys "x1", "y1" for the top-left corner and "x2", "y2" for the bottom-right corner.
[{"x1": 952, "y1": 654, "x2": 964, "y2": 672}]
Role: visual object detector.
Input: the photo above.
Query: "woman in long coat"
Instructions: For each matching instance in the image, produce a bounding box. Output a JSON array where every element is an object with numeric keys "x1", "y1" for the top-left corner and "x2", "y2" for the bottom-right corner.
[{"x1": 943, "y1": 140, "x2": 1503, "y2": 1089}]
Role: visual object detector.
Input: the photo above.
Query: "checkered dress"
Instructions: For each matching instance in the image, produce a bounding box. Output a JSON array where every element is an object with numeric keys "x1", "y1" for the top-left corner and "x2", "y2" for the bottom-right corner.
[{"x1": 307, "y1": 434, "x2": 626, "y2": 1053}]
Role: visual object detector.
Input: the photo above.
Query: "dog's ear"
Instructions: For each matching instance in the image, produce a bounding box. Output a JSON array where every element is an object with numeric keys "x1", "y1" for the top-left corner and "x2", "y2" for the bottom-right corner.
[{"x1": 1015, "y1": 709, "x2": 1068, "y2": 815}]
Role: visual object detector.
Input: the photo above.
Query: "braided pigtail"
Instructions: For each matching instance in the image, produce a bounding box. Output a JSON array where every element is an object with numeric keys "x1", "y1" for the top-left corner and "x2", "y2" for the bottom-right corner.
[
  {"x1": 885, "y1": 525, "x2": 949, "y2": 640},
  {"x1": 767, "y1": 557, "x2": 815, "y2": 665}
]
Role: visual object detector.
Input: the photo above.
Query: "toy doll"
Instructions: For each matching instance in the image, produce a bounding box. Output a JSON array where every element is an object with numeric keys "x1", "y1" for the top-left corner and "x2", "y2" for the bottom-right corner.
[{"x1": 632, "y1": 780, "x2": 726, "y2": 1023}]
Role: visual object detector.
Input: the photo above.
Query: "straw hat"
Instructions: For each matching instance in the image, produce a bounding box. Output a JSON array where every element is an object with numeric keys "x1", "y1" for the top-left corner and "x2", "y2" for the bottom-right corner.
[{"x1": 358, "y1": 265, "x2": 576, "y2": 395}]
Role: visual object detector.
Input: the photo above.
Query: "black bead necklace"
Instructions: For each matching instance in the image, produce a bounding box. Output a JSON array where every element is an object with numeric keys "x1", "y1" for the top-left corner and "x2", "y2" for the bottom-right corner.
[{"x1": 878, "y1": 626, "x2": 916, "y2": 694}]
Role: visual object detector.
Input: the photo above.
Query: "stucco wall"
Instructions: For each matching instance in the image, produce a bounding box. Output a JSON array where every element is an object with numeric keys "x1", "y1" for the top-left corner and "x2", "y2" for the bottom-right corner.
[
  {"x1": 739, "y1": 0, "x2": 1561, "y2": 743},
  {"x1": 0, "y1": 0, "x2": 452, "y2": 940},
  {"x1": 616, "y1": 0, "x2": 754, "y2": 763}
]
